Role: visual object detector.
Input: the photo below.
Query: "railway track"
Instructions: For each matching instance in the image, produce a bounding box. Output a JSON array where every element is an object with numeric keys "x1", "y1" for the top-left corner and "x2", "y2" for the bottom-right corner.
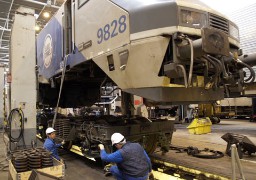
[{"x1": 37, "y1": 135, "x2": 255, "y2": 180}]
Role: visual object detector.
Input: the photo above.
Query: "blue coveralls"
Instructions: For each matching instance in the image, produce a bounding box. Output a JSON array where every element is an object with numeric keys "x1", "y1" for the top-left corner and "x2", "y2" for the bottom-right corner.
[
  {"x1": 43, "y1": 138, "x2": 62, "y2": 160},
  {"x1": 100, "y1": 146, "x2": 151, "y2": 180}
]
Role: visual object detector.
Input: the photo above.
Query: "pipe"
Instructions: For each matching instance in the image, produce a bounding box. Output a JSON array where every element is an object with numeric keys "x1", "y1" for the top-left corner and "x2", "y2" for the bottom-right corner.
[
  {"x1": 231, "y1": 145, "x2": 236, "y2": 180},
  {"x1": 72, "y1": 1, "x2": 75, "y2": 52},
  {"x1": 52, "y1": 54, "x2": 69, "y2": 128},
  {"x1": 234, "y1": 145, "x2": 246, "y2": 180},
  {"x1": 176, "y1": 64, "x2": 188, "y2": 88},
  {"x1": 239, "y1": 52, "x2": 256, "y2": 67},
  {"x1": 185, "y1": 38, "x2": 194, "y2": 87},
  {"x1": 177, "y1": 39, "x2": 203, "y2": 59}
]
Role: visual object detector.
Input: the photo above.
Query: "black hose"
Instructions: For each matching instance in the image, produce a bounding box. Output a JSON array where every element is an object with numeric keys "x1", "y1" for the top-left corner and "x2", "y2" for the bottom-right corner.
[
  {"x1": 207, "y1": 55, "x2": 223, "y2": 74},
  {"x1": 7, "y1": 108, "x2": 25, "y2": 143},
  {"x1": 203, "y1": 56, "x2": 219, "y2": 88},
  {"x1": 237, "y1": 60, "x2": 255, "y2": 82}
]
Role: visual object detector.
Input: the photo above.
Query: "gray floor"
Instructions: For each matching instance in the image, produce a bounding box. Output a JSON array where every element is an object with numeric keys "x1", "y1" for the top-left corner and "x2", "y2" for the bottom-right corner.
[
  {"x1": 173, "y1": 118, "x2": 256, "y2": 154},
  {"x1": 1, "y1": 119, "x2": 256, "y2": 179}
]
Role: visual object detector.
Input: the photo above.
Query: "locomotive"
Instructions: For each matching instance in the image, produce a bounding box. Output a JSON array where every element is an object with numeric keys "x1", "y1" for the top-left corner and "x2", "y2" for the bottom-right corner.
[{"x1": 36, "y1": 0, "x2": 255, "y2": 157}]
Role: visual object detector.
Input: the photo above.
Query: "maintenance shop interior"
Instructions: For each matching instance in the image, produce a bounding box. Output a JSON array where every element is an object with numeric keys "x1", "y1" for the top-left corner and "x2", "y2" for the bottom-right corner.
[{"x1": 0, "y1": 0, "x2": 256, "y2": 180}]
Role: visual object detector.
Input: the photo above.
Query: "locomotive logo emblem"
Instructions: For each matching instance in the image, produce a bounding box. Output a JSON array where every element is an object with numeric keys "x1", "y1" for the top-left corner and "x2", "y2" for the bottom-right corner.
[{"x1": 43, "y1": 34, "x2": 53, "y2": 68}]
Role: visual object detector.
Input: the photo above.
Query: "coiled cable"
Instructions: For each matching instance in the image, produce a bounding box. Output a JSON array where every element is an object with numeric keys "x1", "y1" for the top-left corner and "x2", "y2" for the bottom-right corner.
[{"x1": 7, "y1": 108, "x2": 25, "y2": 146}]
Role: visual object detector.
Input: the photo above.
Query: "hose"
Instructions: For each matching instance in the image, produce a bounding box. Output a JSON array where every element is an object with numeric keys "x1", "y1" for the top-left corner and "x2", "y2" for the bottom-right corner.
[
  {"x1": 176, "y1": 64, "x2": 188, "y2": 88},
  {"x1": 207, "y1": 55, "x2": 225, "y2": 75},
  {"x1": 185, "y1": 38, "x2": 194, "y2": 87},
  {"x1": 7, "y1": 108, "x2": 26, "y2": 149},
  {"x1": 203, "y1": 56, "x2": 219, "y2": 88},
  {"x1": 237, "y1": 59, "x2": 255, "y2": 83}
]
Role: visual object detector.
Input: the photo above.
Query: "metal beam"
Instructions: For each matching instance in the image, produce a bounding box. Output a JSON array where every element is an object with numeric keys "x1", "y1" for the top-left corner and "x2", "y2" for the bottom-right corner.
[
  {"x1": 0, "y1": 17, "x2": 13, "y2": 22},
  {"x1": 0, "y1": 39, "x2": 9, "y2": 42},
  {"x1": 0, "y1": 26, "x2": 11, "y2": 32},
  {"x1": 0, "y1": 0, "x2": 11, "y2": 4},
  {"x1": 20, "y1": 0, "x2": 60, "y2": 9},
  {"x1": 0, "y1": 59, "x2": 9, "y2": 62}
]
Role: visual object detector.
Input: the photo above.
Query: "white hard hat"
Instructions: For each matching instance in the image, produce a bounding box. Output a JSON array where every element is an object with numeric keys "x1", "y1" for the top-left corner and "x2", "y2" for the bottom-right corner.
[
  {"x1": 111, "y1": 133, "x2": 125, "y2": 145},
  {"x1": 46, "y1": 127, "x2": 56, "y2": 134}
]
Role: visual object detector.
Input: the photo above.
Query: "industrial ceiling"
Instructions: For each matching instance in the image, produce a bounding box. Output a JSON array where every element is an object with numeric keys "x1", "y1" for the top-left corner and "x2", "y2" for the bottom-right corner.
[{"x1": 0, "y1": 0, "x2": 65, "y2": 64}]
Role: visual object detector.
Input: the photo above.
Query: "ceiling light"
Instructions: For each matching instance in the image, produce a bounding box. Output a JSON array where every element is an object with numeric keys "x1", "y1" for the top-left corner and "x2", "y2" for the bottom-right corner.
[
  {"x1": 34, "y1": 14, "x2": 39, "y2": 19},
  {"x1": 43, "y1": 12, "x2": 50, "y2": 18},
  {"x1": 35, "y1": 25, "x2": 40, "y2": 31}
]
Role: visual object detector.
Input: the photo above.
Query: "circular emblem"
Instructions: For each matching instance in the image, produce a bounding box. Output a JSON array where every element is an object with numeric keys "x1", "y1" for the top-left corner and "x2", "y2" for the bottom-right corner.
[{"x1": 43, "y1": 34, "x2": 53, "y2": 68}]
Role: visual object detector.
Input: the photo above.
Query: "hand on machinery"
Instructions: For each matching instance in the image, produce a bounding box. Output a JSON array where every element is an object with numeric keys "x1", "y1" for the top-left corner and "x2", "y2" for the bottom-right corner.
[
  {"x1": 98, "y1": 144, "x2": 105, "y2": 150},
  {"x1": 61, "y1": 140, "x2": 65, "y2": 145}
]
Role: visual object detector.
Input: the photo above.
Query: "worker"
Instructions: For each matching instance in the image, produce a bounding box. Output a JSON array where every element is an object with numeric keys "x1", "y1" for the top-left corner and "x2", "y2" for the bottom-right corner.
[
  {"x1": 98, "y1": 133, "x2": 152, "y2": 180},
  {"x1": 43, "y1": 127, "x2": 64, "y2": 161}
]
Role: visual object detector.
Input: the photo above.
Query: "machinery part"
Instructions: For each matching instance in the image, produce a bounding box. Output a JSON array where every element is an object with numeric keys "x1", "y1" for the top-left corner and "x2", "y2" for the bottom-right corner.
[
  {"x1": 28, "y1": 154, "x2": 42, "y2": 170},
  {"x1": 187, "y1": 146, "x2": 199, "y2": 156},
  {"x1": 63, "y1": 140, "x2": 73, "y2": 150},
  {"x1": 221, "y1": 133, "x2": 256, "y2": 158},
  {"x1": 142, "y1": 134, "x2": 159, "y2": 154},
  {"x1": 40, "y1": 115, "x2": 174, "y2": 157},
  {"x1": 54, "y1": 119, "x2": 71, "y2": 140},
  {"x1": 11, "y1": 148, "x2": 55, "y2": 172},
  {"x1": 192, "y1": 149, "x2": 224, "y2": 159},
  {"x1": 14, "y1": 155, "x2": 28, "y2": 173},
  {"x1": 42, "y1": 153, "x2": 54, "y2": 168},
  {"x1": 170, "y1": 145, "x2": 224, "y2": 159}
]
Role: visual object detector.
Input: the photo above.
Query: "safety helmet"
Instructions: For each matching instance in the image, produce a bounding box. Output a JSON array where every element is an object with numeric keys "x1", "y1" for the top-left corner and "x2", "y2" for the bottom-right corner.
[
  {"x1": 46, "y1": 127, "x2": 56, "y2": 135},
  {"x1": 111, "y1": 133, "x2": 125, "y2": 145}
]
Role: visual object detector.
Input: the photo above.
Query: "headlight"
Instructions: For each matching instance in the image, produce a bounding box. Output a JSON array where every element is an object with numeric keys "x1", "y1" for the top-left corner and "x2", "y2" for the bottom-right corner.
[
  {"x1": 179, "y1": 9, "x2": 207, "y2": 28},
  {"x1": 229, "y1": 23, "x2": 239, "y2": 40}
]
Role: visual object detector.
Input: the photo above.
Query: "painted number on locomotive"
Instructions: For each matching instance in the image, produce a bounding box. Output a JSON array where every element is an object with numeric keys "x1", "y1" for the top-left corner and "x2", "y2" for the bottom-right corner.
[{"x1": 97, "y1": 15, "x2": 127, "y2": 44}]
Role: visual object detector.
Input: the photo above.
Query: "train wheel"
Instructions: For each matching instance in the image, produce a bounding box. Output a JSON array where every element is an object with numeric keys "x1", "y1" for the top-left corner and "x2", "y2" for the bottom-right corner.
[
  {"x1": 63, "y1": 141, "x2": 73, "y2": 150},
  {"x1": 143, "y1": 134, "x2": 158, "y2": 154}
]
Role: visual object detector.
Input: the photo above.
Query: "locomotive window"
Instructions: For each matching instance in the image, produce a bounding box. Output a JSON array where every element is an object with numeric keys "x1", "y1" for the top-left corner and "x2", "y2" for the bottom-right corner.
[{"x1": 78, "y1": 0, "x2": 89, "y2": 9}]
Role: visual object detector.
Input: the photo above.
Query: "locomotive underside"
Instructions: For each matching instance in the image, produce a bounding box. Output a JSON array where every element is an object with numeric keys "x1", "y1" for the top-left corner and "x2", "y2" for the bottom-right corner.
[{"x1": 37, "y1": 0, "x2": 256, "y2": 156}]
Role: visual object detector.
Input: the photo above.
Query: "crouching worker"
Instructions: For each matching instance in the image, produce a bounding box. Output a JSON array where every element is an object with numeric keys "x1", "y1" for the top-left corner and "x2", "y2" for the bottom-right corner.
[
  {"x1": 43, "y1": 127, "x2": 65, "y2": 161},
  {"x1": 98, "y1": 133, "x2": 152, "y2": 180}
]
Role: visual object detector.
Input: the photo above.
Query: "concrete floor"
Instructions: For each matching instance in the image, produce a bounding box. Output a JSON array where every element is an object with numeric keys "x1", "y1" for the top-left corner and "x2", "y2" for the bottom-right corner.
[
  {"x1": 0, "y1": 119, "x2": 256, "y2": 179},
  {"x1": 168, "y1": 119, "x2": 256, "y2": 179},
  {"x1": 173, "y1": 118, "x2": 256, "y2": 154}
]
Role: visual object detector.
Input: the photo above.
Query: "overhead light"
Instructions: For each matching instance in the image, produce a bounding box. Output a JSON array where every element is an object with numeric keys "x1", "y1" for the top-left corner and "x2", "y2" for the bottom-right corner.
[
  {"x1": 47, "y1": 0, "x2": 51, "y2": 5},
  {"x1": 34, "y1": 14, "x2": 39, "y2": 19},
  {"x1": 43, "y1": 12, "x2": 50, "y2": 18},
  {"x1": 35, "y1": 25, "x2": 40, "y2": 31}
]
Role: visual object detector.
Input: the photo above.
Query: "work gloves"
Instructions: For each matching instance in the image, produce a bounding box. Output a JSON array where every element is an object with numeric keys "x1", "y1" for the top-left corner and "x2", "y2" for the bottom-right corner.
[{"x1": 98, "y1": 144, "x2": 105, "y2": 150}]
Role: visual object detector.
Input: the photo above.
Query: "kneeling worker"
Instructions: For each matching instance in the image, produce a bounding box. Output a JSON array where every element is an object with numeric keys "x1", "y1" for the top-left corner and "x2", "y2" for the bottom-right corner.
[
  {"x1": 98, "y1": 133, "x2": 152, "y2": 180},
  {"x1": 44, "y1": 127, "x2": 64, "y2": 161}
]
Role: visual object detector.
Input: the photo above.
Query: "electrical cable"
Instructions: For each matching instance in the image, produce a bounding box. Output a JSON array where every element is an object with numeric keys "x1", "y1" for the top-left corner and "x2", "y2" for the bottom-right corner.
[{"x1": 7, "y1": 108, "x2": 25, "y2": 143}]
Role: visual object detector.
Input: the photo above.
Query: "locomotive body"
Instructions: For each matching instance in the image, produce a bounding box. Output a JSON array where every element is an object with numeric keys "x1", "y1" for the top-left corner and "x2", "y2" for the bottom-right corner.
[{"x1": 36, "y1": 0, "x2": 253, "y2": 156}]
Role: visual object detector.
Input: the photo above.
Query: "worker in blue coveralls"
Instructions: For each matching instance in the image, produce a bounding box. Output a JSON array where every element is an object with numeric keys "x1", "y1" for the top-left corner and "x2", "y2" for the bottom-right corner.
[
  {"x1": 43, "y1": 127, "x2": 65, "y2": 161},
  {"x1": 98, "y1": 133, "x2": 152, "y2": 180}
]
